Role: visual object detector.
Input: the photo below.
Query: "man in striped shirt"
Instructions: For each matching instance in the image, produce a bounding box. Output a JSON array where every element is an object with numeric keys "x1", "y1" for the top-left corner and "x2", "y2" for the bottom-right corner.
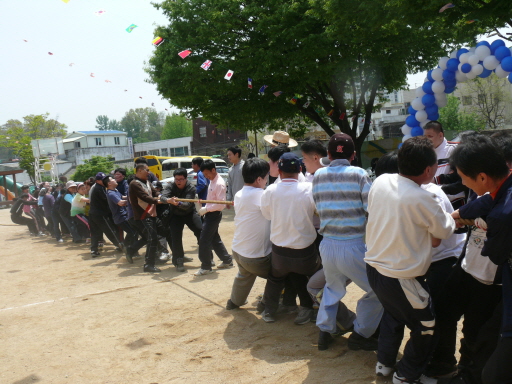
[{"x1": 313, "y1": 133, "x2": 383, "y2": 351}]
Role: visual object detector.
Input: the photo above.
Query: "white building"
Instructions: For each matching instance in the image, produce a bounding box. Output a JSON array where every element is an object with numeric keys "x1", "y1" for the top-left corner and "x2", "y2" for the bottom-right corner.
[
  {"x1": 134, "y1": 137, "x2": 192, "y2": 158},
  {"x1": 371, "y1": 89, "x2": 416, "y2": 138},
  {"x1": 63, "y1": 130, "x2": 131, "y2": 165}
]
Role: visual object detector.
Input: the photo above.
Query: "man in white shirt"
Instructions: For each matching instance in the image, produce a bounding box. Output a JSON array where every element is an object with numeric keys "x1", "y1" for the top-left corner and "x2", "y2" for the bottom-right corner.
[
  {"x1": 260, "y1": 153, "x2": 321, "y2": 324},
  {"x1": 365, "y1": 136, "x2": 456, "y2": 384},
  {"x1": 226, "y1": 158, "x2": 272, "y2": 310}
]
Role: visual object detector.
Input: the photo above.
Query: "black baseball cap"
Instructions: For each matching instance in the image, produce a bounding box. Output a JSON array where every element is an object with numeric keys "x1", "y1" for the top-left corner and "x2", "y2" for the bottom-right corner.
[{"x1": 278, "y1": 152, "x2": 301, "y2": 173}]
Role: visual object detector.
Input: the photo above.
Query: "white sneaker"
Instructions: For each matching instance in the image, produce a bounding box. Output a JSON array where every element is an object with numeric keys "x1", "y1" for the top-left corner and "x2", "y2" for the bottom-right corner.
[
  {"x1": 216, "y1": 261, "x2": 233, "y2": 269},
  {"x1": 193, "y1": 268, "x2": 213, "y2": 276},
  {"x1": 376, "y1": 362, "x2": 394, "y2": 377},
  {"x1": 393, "y1": 373, "x2": 437, "y2": 384}
]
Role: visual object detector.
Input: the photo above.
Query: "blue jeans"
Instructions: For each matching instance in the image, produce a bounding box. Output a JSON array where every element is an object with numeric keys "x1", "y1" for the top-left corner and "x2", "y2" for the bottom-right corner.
[{"x1": 316, "y1": 237, "x2": 383, "y2": 337}]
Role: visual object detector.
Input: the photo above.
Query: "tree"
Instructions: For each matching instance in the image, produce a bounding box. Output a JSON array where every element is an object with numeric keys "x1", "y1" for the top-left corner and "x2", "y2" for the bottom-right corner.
[
  {"x1": 161, "y1": 114, "x2": 192, "y2": 140},
  {"x1": 458, "y1": 74, "x2": 512, "y2": 130},
  {"x1": 96, "y1": 115, "x2": 122, "y2": 131},
  {"x1": 439, "y1": 95, "x2": 484, "y2": 132},
  {"x1": 119, "y1": 108, "x2": 165, "y2": 143},
  {"x1": 71, "y1": 156, "x2": 115, "y2": 182},
  {"x1": 147, "y1": 0, "x2": 509, "y2": 164}
]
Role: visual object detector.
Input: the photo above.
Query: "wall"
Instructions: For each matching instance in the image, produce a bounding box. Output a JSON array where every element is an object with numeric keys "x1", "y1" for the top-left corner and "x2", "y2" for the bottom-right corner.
[
  {"x1": 69, "y1": 146, "x2": 131, "y2": 165},
  {"x1": 133, "y1": 137, "x2": 192, "y2": 157}
]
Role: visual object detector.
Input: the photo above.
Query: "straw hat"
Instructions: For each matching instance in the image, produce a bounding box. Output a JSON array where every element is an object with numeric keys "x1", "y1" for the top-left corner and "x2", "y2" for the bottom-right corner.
[{"x1": 263, "y1": 131, "x2": 298, "y2": 148}]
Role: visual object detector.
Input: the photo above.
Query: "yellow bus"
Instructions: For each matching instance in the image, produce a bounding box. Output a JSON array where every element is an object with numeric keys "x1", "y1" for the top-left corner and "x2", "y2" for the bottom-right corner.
[{"x1": 134, "y1": 155, "x2": 227, "y2": 180}]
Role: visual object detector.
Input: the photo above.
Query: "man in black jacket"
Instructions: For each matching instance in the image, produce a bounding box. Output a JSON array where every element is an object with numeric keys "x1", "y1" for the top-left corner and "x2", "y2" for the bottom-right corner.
[
  {"x1": 162, "y1": 168, "x2": 202, "y2": 272},
  {"x1": 11, "y1": 194, "x2": 39, "y2": 235}
]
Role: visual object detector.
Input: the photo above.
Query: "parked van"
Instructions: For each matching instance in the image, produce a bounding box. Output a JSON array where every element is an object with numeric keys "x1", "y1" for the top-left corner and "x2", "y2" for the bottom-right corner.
[{"x1": 161, "y1": 156, "x2": 227, "y2": 179}]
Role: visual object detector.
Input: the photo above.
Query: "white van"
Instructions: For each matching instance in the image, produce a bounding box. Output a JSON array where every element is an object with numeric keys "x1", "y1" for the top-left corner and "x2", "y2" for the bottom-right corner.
[{"x1": 161, "y1": 156, "x2": 227, "y2": 179}]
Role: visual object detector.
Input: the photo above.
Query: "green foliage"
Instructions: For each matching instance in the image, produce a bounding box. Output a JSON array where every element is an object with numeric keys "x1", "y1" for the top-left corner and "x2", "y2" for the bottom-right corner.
[
  {"x1": 147, "y1": 0, "x2": 507, "y2": 162},
  {"x1": 96, "y1": 115, "x2": 122, "y2": 131},
  {"x1": 71, "y1": 156, "x2": 115, "y2": 182},
  {"x1": 0, "y1": 114, "x2": 67, "y2": 182},
  {"x1": 119, "y1": 108, "x2": 166, "y2": 143},
  {"x1": 439, "y1": 95, "x2": 484, "y2": 132},
  {"x1": 161, "y1": 114, "x2": 192, "y2": 140}
]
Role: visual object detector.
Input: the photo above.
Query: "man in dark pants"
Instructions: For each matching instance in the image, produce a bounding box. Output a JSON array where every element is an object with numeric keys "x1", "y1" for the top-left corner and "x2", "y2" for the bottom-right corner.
[
  {"x1": 10, "y1": 194, "x2": 39, "y2": 234},
  {"x1": 129, "y1": 163, "x2": 173, "y2": 273},
  {"x1": 194, "y1": 160, "x2": 232, "y2": 276},
  {"x1": 162, "y1": 168, "x2": 200, "y2": 272},
  {"x1": 88, "y1": 172, "x2": 123, "y2": 257}
]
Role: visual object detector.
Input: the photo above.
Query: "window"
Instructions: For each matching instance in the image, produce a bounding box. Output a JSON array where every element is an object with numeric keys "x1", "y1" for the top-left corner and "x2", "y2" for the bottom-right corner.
[
  {"x1": 184, "y1": 147, "x2": 189, "y2": 156},
  {"x1": 161, "y1": 148, "x2": 168, "y2": 156},
  {"x1": 174, "y1": 147, "x2": 185, "y2": 156},
  {"x1": 95, "y1": 137, "x2": 102, "y2": 146},
  {"x1": 148, "y1": 149, "x2": 160, "y2": 156},
  {"x1": 162, "y1": 162, "x2": 179, "y2": 172},
  {"x1": 114, "y1": 137, "x2": 120, "y2": 145},
  {"x1": 462, "y1": 96, "x2": 472, "y2": 106},
  {"x1": 74, "y1": 142, "x2": 81, "y2": 148},
  {"x1": 199, "y1": 126, "x2": 207, "y2": 138},
  {"x1": 385, "y1": 110, "x2": 391, "y2": 114}
]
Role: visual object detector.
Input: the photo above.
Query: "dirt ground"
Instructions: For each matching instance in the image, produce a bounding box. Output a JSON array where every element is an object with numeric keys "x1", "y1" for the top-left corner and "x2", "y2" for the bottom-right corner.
[{"x1": 0, "y1": 208, "x2": 460, "y2": 384}]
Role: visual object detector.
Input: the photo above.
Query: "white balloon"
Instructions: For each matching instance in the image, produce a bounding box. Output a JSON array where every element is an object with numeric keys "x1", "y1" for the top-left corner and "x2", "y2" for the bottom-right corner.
[
  {"x1": 465, "y1": 72, "x2": 477, "y2": 80},
  {"x1": 455, "y1": 71, "x2": 468, "y2": 82},
  {"x1": 415, "y1": 87, "x2": 425, "y2": 98},
  {"x1": 438, "y1": 57, "x2": 450, "y2": 70},
  {"x1": 475, "y1": 45, "x2": 491, "y2": 61},
  {"x1": 495, "y1": 64, "x2": 510, "y2": 78},
  {"x1": 411, "y1": 97, "x2": 425, "y2": 111},
  {"x1": 402, "y1": 134, "x2": 412, "y2": 142},
  {"x1": 459, "y1": 52, "x2": 471, "y2": 64},
  {"x1": 471, "y1": 63, "x2": 484, "y2": 76},
  {"x1": 432, "y1": 80, "x2": 446, "y2": 93},
  {"x1": 450, "y1": 50, "x2": 458, "y2": 58},
  {"x1": 435, "y1": 93, "x2": 448, "y2": 108},
  {"x1": 420, "y1": 119, "x2": 431, "y2": 128},
  {"x1": 415, "y1": 110, "x2": 428, "y2": 122},
  {"x1": 468, "y1": 54, "x2": 480, "y2": 66},
  {"x1": 401, "y1": 124, "x2": 412, "y2": 135},
  {"x1": 483, "y1": 55, "x2": 499, "y2": 70},
  {"x1": 431, "y1": 68, "x2": 444, "y2": 81}
]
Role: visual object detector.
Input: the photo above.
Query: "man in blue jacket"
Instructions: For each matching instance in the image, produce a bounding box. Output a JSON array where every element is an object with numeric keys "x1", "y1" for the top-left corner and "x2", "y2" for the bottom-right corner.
[{"x1": 192, "y1": 157, "x2": 209, "y2": 203}]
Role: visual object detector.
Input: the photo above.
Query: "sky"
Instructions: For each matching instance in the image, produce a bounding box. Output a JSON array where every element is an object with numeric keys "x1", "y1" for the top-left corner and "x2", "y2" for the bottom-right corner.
[{"x1": 0, "y1": 1, "x2": 510, "y2": 135}]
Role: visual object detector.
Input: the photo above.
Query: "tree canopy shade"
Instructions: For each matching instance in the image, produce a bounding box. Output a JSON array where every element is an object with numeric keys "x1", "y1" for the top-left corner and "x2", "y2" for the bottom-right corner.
[{"x1": 147, "y1": 0, "x2": 511, "y2": 158}]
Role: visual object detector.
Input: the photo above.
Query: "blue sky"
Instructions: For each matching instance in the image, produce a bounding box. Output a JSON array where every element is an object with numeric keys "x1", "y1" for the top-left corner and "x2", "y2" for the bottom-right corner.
[{"x1": 0, "y1": 1, "x2": 510, "y2": 134}]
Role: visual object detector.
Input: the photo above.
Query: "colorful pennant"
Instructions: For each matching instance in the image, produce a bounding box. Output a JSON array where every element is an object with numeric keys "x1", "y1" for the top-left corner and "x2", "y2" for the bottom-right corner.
[
  {"x1": 248, "y1": 78, "x2": 253, "y2": 89},
  {"x1": 201, "y1": 60, "x2": 212, "y2": 70},
  {"x1": 152, "y1": 37, "x2": 164, "y2": 47},
  {"x1": 178, "y1": 50, "x2": 192, "y2": 59},
  {"x1": 224, "y1": 70, "x2": 234, "y2": 80},
  {"x1": 126, "y1": 24, "x2": 138, "y2": 33}
]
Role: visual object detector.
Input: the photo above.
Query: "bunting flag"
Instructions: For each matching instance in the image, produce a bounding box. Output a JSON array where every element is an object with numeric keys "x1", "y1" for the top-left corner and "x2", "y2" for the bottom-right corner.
[
  {"x1": 259, "y1": 85, "x2": 268, "y2": 94},
  {"x1": 439, "y1": 3, "x2": 454, "y2": 13},
  {"x1": 152, "y1": 37, "x2": 164, "y2": 47},
  {"x1": 303, "y1": 101, "x2": 310, "y2": 108},
  {"x1": 339, "y1": 112, "x2": 346, "y2": 120},
  {"x1": 289, "y1": 97, "x2": 298, "y2": 105},
  {"x1": 327, "y1": 109, "x2": 334, "y2": 116},
  {"x1": 248, "y1": 78, "x2": 253, "y2": 89},
  {"x1": 48, "y1": 52, "x2": 54, "y2": 55},
  {"x1": 201, "y1": 60, "x2": 212, "y2": 70},
  {"x1": 61, "y1": 0, "x2": 70, "y2": 3},
  {"x1": 126, "y1": 24, "x2": 138, "y2": 33},
  {"x1": 224, "y1": 70, "x2": 234, "y2": 80},
  {"x1": 273, "y1": 91, "x2": 283, "y2": 97},
  {"x1": 178, "y1": 50, "x2": 192, "y2": 59}
]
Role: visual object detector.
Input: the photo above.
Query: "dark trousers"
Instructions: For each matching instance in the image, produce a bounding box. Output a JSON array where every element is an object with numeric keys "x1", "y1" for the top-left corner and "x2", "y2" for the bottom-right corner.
[
  {"x1": 430, "y1": 264, "x2": 502, "y2": 371},
  {"x1": 263, "y1": 242, "x2": 321, "y2": 315},
  {"x1": 88, "y1": 214, "x2": 121, "y2": 252},
  {"x1": 60, "y1": 214, "x2": 81, "y2": 242},
  {"x1": 169, "y1": 212, "x2": 202, "y2": 264},
  {"x1": 134, "y1": 216, "x2": 172, "y2": 266},
  {"x1": 11, "y1": 214, "x2": 38, "y2": 234},
  {"x1": 118, "y1": 220, "x2": 145, "y2": 256},
  {"x1": 44, "y1": 215, "x2": 54, "y2": 236},
  {"x1": 52, "y1": 210, "x2": 67, "y2": 240},
  {"x1": 366, "y1": 264, "x2": 435, "y2": 381},
  {"x1": 198, "y1": 211, "x2": 231, "y2": 270},
  {"x1": 482, "y1": 337, "x2": 512, "y2": 384},
  {"x1": 74, "y1": 214, "x2": 90, "y2": 239},
  {"x1": 425, "y1": 256, "x2": 458, "y2": 305}
]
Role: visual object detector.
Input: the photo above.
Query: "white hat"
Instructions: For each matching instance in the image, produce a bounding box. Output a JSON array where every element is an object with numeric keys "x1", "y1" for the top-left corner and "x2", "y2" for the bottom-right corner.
[{"x1": 263, "y1": 131, "x2": 298, "y2": 148}]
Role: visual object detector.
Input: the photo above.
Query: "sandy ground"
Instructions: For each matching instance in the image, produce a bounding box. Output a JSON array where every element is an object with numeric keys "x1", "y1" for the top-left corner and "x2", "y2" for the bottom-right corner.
[{"x1": 0, "y1": 208, "x2": 459, "y2": 384}]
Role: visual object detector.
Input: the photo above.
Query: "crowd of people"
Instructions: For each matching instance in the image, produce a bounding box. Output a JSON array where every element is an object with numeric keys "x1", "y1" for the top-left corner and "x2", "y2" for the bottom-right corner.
[{"x1": 8, "y1": 126, "x2": 512, "y2": 384}]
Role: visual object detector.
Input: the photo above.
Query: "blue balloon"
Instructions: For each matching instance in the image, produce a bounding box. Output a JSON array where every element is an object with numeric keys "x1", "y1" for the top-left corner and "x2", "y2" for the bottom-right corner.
[
  {"x1": 444, "y1": 79, "x2": 457, "y2": 89},
  {"x1": 408, "y1": 105, "x2": 417, "y2": 115},
  {"x1": 398, "y1": 143, "x2": 403, "y2": 149},
  {"x1": 422, "y1": 94, "x2": 436, "y2": 107},
  {"x1": 490, "y1": 39, "x2": 505, "y2": 54},
  {"x1": 445, "y1": 87, "x2": 456, "y2": 94},
  {"x1": 476, "y1": 41, "x2": 491, "y2": 48},
  {"x1": 422, "y1": 81, "x2": 434, "y2": 95},
  {"x1": 479, "y1": 68, "x2": 493, "y2": 78},
  {"x1": 456, "y1": 48, "x2": 469, "y2": 59},
  {"x1": 406, "y1": 115, "x2": 420, "y2": 127},
  {"x1": 446, "y1": 58, "x2": 460, "y2": 72},
  {"x1": 501, "y1": 56, "x2": 512, "y2": 72},
  {"x1": 428, "y1": 112, "x2": 440, "y2": 121},
  {"x1": 425, "y1": 104, "x2": 439, "y2": 116},
  {"x1": 461, "y1": 63, "x2": 472, "y2": 73},
  {"x1": 442, "y1": 69, "x2": 456, "y2": 81},
  {"x1": 495, "y1": 46, "x2": 512, "y2": 62},
  {"x1": 411, "y1": 126, "x2": 424, "y2": 137},
  {"x1": 427, "y1": 70, "x2": 434, "y2": 82}
]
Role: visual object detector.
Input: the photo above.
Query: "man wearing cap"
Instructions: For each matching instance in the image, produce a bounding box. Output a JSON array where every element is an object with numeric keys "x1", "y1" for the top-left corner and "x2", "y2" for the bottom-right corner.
[
  {"x1": 313, "y1": 133, "x2": 383, "y2": 351},
  {"x1": 88, "y1": 172, "x2": 124, "y2": 257},
  {"x1": 263, "y1": 131, "x2": 298, "y2": 148},
  {"x1": 259, "y1": 152, "x2": 321, "y2": 324}
]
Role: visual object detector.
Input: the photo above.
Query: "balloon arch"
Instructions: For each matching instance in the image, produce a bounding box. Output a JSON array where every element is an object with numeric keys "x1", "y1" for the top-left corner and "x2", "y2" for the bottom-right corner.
[{"x1": 401, "y1": 39, "x2": 512, "y2": 142}]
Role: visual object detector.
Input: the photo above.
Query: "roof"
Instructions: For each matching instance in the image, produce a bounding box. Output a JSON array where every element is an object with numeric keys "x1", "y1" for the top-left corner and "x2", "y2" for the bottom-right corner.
[
  {"x1": 63, "y1": 136, "x2": 85, "y2": 143},
  {"x1": 76, "y1": 130, "x2": 126, "y2": 135},
  {"x1": 0, "y1": 164, "x2": 24, "y2": 175}
]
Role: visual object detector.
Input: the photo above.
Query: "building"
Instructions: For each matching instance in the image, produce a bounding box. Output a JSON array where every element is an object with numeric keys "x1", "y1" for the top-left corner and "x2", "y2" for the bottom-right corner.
[
  {"x1": 191, "y1": 118, "x2": 248, "y2": 156},
  {"x1": 371, "y1": 89, "x2": 416, "y2": 139},
  {"x1": 133, "y1": 137, "x2": 192, "y2": 158},
  {"x1": 63, "y1": 131, "x2": 130, "y2": 165}
]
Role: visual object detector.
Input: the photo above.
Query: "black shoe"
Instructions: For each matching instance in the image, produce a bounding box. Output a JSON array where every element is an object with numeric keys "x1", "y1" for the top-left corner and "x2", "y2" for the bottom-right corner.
[
  {"x1": 73, "y1": 239, "x2": 85, "y2": 243},
  {"x1": 256, "y1": 301, "x2": 265, "y2": 313},
  {"x1": 318, "y1": 331, "x2": 333, "y2": 351},
  {"x1": 426, "y1": 363, "x2": 458, "y2": 378},
  {"x1": 143, "y1": 264, "x2": 161, "y2": 273},
  {"x1": 183, "y1": 256, "x2": 193, "y2": 263},
  {"x1": 125, "y1": 253, "x2": 133, "y2": 264},
  {"x1": 226, "y1": 299, "x2": 240, "y2": 310},
  {"x1": 176, "y1": 258, "x2": 185, "y2": 272},
  {"x1": 347, "y1": 331, "x2": 378, "y2": 351},
  {"x1": 98, "y1": 242, "x2": 104, "y2": 248},
  {"x1": 91, "y1": 251, "x2": 101, "y2": 258}
]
